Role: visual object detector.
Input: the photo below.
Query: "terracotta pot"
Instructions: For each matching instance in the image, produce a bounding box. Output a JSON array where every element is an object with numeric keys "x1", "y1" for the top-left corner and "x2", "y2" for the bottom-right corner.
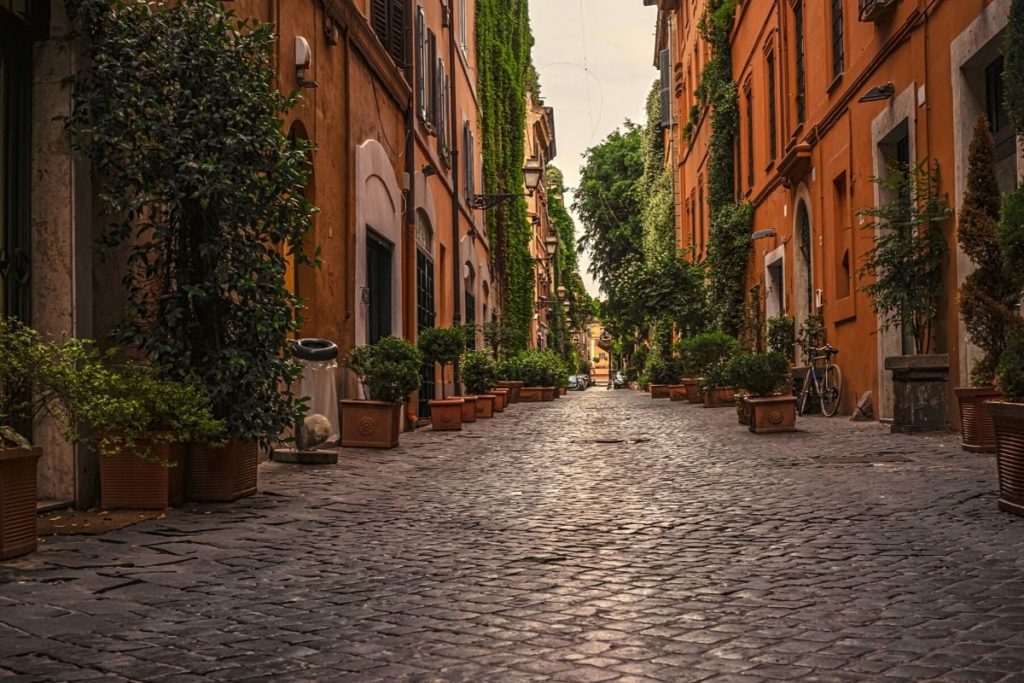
[
  {"x1": 988, "y1": 401, "x2": 1024, "y2": 517},
  {"x1": 736, "y1": 396, "x2": 751, "y2": 425},
  {"x1": 186, "y1": 438, "x2": 258, "y2": 503},
  {"x1": 884, "y1": 354, "x2": 950, "y2": 433},
  {"x1": 748, "y1": 396, "x2": 798, "y2": 433},
  {"x1": 541, "y1": 387, "x2": 556, "y2": 401},
  {"x1": 955, "y1": 387, "x2": 1002, "y2": 453},
  {"x1": 0, "y1": 446, "x2": 41, "y2": 560},
  {"x1": 682, "y1": 378, "x2": 703, "y2": 403},
  {"x1": 429, "y1": 399, "x2": 464, "y2": 431},
  {"x1": 101, "y1": 440, "x2": 184, "y2": 510},
  {"x1": 628, "y1": 381, "x2": 638, "y2": 391},
  {"x1": 519, "y1": 386, "x2": 544, "y2": 402},
  {"x1": 341, "y1": 400, "x2": 402, "y2": 448},
  {"x1": 650, "y1": 384, "x2": 671, "y2": 399},
  {"x1": 497, "y1": 381, "x2": 523, "y2": 403},
  {"x1": 490, "y1": 388, "x2": 510, "y2": 411},
  {"x1": 703, "y1": 387, "x2": 736, "y2": 408},
  {"x1": 460, "y1": 396, "x2": 478, "y2": 423},
  {"x1": 476, "y1": 394, "x2": 496, "y2": 418},
  {"x1": 559, "y1": 387, "x2": 568, "y2": 396},
  {"x1": 669, "y1": 385, "x2": 688, "y2": 402}
]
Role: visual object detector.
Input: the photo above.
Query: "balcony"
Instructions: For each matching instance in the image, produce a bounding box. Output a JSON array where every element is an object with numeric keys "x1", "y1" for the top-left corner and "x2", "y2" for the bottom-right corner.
[{"x1": 859, "y1": 0, "x2": 898, "y2": 22}]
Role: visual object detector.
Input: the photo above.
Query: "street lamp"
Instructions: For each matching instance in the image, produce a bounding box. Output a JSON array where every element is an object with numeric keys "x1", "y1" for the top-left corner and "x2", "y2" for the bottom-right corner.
[
  {"x1": 544, "y1": 236, "x2": 558, "y2": 258},
  {"x1": 471, "y1": 159, "x2": 544, "y2": 210},
  {"x1": 523, "y1": 158, "x2": 544, "y2": 195},
  {"x1": 557, "y1": 285, "x2": 567, "y2": 299}
]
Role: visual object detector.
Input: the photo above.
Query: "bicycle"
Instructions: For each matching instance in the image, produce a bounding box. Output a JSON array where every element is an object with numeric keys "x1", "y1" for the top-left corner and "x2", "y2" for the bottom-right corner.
[{"x1": 798, "y1": 344, "x2": 842, "y2": 417}]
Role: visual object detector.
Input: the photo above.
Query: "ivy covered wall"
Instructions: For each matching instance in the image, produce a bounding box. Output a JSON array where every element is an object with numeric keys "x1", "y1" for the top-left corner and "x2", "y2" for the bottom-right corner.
[{"x1": 476, "y1": 0, "x2": 534, "y2": 351}]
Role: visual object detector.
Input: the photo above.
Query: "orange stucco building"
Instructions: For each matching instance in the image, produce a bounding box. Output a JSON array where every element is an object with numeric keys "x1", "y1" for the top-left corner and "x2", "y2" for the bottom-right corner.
[
  {"x1": 525, "y1": 91, "x2": 560, "y2": 350},
  {"x1": 647, "y1": 0, "x2": 1023, "y2": 427}
]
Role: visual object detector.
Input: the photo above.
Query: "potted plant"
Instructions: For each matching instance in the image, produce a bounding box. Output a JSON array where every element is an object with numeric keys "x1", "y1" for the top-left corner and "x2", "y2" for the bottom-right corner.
[
  {"x1": 767, "y1": 315, "x2": 796, "y2": 363},
  {"x1": 956, "y1": 118, "x2": 1021, "y2": 451},
  {"x1": 517, "y1": 351, "x2": 547, "y2": 402},
  {"x1": 646, "y1": 354, "x2": 677, "y2": 399},
  {"x1": 739, "y1": 352, "x2": 796, "y2": 433},
  {"x1": 417, "y1": 327, "x2": 467, "y2": 431},
  {"x1": 0, "y1": 319, "x2": 74, "y2": 560},
  {"x1": 342, "y1": 337, "x2": 423, "y2": 448},
  {"x1": 859, "y1": 160, "x2": 952, "y2": 433},
  {"x1": 678, "y1": 332, "x2": 737, "y2": 403},
  {"x1": 496, "y1": 357, "x2": 524, "y2": 403},
  {"x1": 67, "y1": 1, "x2": 316, "y2": 501},
  {"x1": 540, "y1": 351, "x2": 564, "y2": 401},
  {"x1": 988, "y1": 330, "x2": 1024, "y2": 516},
  {"x1": 701, "y1": 361, "x2": 737, "y2": 408},
  {"x1": 461, "y1": 350, "x2": 498, "y2": 418},
  {"x1": 726, "y1": 354, "x2": 754, "y2": 424},
  {"x1": 73, "y1": 361, "x2": 224, "y2": 510}
]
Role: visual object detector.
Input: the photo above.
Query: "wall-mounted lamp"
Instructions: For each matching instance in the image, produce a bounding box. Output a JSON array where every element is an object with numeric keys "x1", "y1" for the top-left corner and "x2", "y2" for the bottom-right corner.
[
  {"x1": 544, "y1": 236, "x2": 559, "y2": 257},
  {"x1": 295, "y1": 37, "x2": 319, "y2": 89},
  {"x1": 751, "y1": 229, "x2": 776, "y2": 241},
  {"x1": 523, "y1": 158, "x2": 544, "y2": 195},
  {"x1": 858, "y1": 83, "x2": 895, "y2": 103}
]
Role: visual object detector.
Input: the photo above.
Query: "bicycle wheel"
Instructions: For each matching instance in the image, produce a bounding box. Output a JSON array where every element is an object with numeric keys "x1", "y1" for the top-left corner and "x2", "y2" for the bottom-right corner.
[
  {"x1": 797, "y1": 368, "x2": 813, "y2": 416},
  {"x1": 820, "y1": 364, "x2": 842, "y2": 417}
]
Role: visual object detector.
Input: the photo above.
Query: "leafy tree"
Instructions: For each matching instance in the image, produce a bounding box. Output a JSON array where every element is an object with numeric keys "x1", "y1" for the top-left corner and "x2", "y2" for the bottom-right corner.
[
  {"x1": 417, "y1": 327, "x2": 468, "y2": 399},
  {"x1": 858, "y1": 161, "x2": 951, "y2": 355},
  {"x1": 66, "y1": 0, "x2": 315, "y2": 446},
  {"x1": 958, "y1": 117, "x2": 1022, "y2": 385}
]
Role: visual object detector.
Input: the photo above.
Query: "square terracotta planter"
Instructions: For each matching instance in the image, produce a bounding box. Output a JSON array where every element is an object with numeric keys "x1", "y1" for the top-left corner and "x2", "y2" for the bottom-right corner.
[
  {"x1": 519, "y1": 386, "x2": 544, "y2": 402},
  {"x1": 955, "y1": 387, "x2": 1002, "y2": 453},
  {"x1": 497, "y1": 381, "x2": 523, "y2": 403},
  {"x1": 541, "y1": 387, "x2": 556, "y2": 401},
  {"x1": 987, "y1": 401, "x2": 1024, "y2": 517},
  {"x1": 460, "y1": 396, "x2": 478, "y2": 423},
  {"x1": 429, "y1": 399, "x2": 464, "y2": 431},
  {"x1": 490, "y1": 388, "x2": 509, "y2": 411},
  {"x1": 476, "y1": 394, "x2": 496, "y2": 418},
  {"x1": 650, "y1": 384, "x2": 670, "y2": 399},
  {"x1": 703, "y1": 387, "x2": 736, "y2": 408},
  {"x1": 682, "y1": 378, "x2": 703, "y2": 404},
  {"x1": 748, "y1": 396, "x2": 797, "y2": 433},
  {"x1": 186, "y1": 439, "x2": 258, "y2": 502},
  {"x1": 559, "y1": 387, "x2": 568, "y2": 396},
  {"x1": 0, "y1": 446, "x2": 41, "y2": 561},
  {"x1": 669, "y1": 385, "x2": 688, "y2": 401},
  {"x1": 341, "y1": 400, "x2": 402, "y2": 448},
  {"x1": 101, "y1": 440, "x2": 184, "y2": 510}
]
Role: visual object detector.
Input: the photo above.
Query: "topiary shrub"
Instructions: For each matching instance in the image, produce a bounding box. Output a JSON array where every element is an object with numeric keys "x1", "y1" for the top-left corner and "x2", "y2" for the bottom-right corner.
[
  {"x1": 677, "y1": 332, "x2": 737, "y2": 377},
  {"x1": 766, "y1": 316, "x2": 795, "y2": 360},
  {"x1": 958, "y1": 117, "x2": 1022, "y2": 386},
  {"x1": 997, "y1": 329, "x2": 1024, "y2": 403},
  {"x1": 417, "y1": 327, "x2": 468, "y2": 398},
  {"x1": 346, "y1": 337, "x2": 423, "y2": 404},
  {"x1": 645, "y1": 354, "x2": 679, "y2": 385},
  {"x1": 701, "y1": 361, "x2": 736, "y2": 391},
  {"x1": 461, "y1": 350, "x2": 499, "y2": 395}
]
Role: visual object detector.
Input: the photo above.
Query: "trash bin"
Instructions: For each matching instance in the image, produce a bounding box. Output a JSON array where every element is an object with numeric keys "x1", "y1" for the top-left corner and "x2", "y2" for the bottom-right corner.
[{"x1": 291, "y1": 338, "x2": 340, "y2": 449}]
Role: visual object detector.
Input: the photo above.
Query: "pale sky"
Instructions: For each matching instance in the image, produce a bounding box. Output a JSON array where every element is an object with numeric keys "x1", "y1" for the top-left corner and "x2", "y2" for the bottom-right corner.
[{"x1": 529, "y1": 0, "x2": 658, "y2": 298}]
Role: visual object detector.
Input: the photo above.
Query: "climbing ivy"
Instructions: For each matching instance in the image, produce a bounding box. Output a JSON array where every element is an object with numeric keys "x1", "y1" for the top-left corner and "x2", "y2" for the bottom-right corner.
[
  {"x1": 699, "y1": 0, "x2": 748, "y2": 337},
  {"x1": 476, "y1": 0, "x2": 534, "y2": 351}
]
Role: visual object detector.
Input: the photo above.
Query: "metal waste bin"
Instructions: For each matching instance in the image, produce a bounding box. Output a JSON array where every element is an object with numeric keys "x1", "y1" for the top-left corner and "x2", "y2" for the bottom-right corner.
[{"x1": 291, "y1": 338, "x2": 340, "y2": 449}]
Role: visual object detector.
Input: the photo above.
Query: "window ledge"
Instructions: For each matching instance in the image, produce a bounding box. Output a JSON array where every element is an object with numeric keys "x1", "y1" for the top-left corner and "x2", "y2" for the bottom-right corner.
[{"x1": 827, "y1": 72, "x2": 844, "y2": 94}]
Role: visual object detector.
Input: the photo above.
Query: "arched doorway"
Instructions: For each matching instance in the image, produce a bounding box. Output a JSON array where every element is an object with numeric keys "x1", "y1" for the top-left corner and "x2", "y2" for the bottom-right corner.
[
  {"x1": 792, "y1": 190, "x2": 816, "y2": 357},
  {"x1": 464, "y1": 262, "x2": 476, "y2": 349}
]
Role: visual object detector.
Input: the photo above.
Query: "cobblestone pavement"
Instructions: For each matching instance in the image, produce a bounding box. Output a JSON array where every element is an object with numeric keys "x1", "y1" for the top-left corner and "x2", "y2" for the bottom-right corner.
[{"x1": 3, "y1": 389, "x2": 1024, "y2": 682}]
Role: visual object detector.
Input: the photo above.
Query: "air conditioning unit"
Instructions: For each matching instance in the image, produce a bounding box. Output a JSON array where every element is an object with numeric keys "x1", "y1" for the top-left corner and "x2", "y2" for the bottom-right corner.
[{"x1": 859, "y1": 0, "x2": 898, "y2": 22}]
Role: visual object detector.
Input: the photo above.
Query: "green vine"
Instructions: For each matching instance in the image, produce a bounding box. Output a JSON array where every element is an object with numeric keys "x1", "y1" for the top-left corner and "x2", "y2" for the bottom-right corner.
[
  {"x1": 698, "y1": 0, "x2": 748, "y2": 337},
  {"x1": 476, "y1": 0, "x2": 534, "y2": 351}
]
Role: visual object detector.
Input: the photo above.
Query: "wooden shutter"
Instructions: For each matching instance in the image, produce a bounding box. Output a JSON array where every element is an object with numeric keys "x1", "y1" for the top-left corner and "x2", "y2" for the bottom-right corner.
[
  {"x1": 659, "y1": 49, "x2": 671, "y2": 129},
  {"x1": 371, "y1": 0, "x2": 388, "y2": 45},
  {"x1": 388, "y1": 0, "x2": 406, "y2": 68},
  {"x1": 427, "y1": 30, "x2": 438, "y2": 128},
  {"x1": 416, "y1": 7, "x2": 426, "y2": 120}
]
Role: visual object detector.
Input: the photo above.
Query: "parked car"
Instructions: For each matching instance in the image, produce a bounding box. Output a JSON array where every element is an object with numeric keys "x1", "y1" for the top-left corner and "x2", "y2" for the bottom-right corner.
[{"x1": 569, "y1": 375, "x2": 589, "y2": 391}]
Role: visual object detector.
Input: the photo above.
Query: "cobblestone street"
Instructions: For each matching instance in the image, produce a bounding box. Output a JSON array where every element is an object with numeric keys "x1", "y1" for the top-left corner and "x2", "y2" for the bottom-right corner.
[{"x1": 3, "y1": 389, "x2": 1024, "y2": 682}]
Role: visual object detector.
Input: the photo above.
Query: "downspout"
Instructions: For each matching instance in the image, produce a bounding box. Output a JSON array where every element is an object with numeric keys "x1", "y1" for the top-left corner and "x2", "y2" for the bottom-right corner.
[
  {"x1": 449, "y1": 7, "x2": 463, "y2": 396},
  {"x1": 404, "y1": 0, "x2": 417, "y2": 425}
]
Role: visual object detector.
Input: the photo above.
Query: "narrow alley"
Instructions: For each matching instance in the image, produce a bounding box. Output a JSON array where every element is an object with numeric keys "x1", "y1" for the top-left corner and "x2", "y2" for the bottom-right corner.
[{"x1": 3, "y1": 391, "x2": 1023, "y2": 682}]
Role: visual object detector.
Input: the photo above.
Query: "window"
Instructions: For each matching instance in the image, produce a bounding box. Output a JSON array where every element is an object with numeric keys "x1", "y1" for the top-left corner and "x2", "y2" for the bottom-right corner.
[
  {"x1": 416, "y1": 7, "x2": 426, "y2": 121},
  {"x1": 987, "y1": 56, "x2": 1016, "y2": 163},
  {"x1": 463, "y1": 121, "x2": 475, "y2": 199},
  {"x1": 793, "y1": 0, "x2": 806, "y2": 123},
  {"x1": 830, "y1": 0, "x2": 844, "y2": 80},
  {"x1": 766, "y1": 50, "x2": 777, "y2": 160},
  {"x1": 459, "y1": 0, "x2": 467, "y2": 53},
  {"x1": 437, "y1": 60, "x2": 450, "y2": 162},
  {"x1": 659, "y1": 48, "x2": 671, "y2": 130},
  {"x1": 697, "y1": 180, "x2": 705, "y2": 258},
  {"x1": 427, "y1": 30, "x2": 437, "y2": 128},
  {"x1": 833, "y1": 173, "x2": 851, "y2": 300},
  {"x1": 372, "y1": 0, "x2": 407, "y2": 68},
  {"x1": 745, "y1": 86, "x2": 754, "y2": 190}
]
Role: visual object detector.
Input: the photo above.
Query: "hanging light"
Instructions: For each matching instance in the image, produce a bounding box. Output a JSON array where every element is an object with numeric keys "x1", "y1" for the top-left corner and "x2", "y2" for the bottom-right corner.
[{"x1": 523, "y1": 158, "x2": 544, "y2": 195}]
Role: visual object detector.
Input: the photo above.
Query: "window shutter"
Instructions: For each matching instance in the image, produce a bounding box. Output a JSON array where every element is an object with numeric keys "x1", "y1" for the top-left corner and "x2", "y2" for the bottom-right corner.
[
  {"x1": 659, "y1": 48, "x2": 671, "y2": 130},
  {"x1": 388, "y1": 0, "x2": 407, "y2": 68},
  {"x1": 416, "y1": 8, "x2": 426, "y2": 120},
  {"x1": 428, "y1": 30, "x2": 438, "y2": 128},
  {"x1": 371, "y1": 0, "x2": 388, "y2": 45}
]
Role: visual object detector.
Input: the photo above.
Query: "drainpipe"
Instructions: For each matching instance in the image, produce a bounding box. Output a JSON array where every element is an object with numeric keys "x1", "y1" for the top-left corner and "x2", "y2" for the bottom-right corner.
[
  {"x1": 405, "y1": 1, "x2": 417, "y2": 342},
  {"x1": 449, "y1": 8, "x2": 463, "y2": 396}
]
